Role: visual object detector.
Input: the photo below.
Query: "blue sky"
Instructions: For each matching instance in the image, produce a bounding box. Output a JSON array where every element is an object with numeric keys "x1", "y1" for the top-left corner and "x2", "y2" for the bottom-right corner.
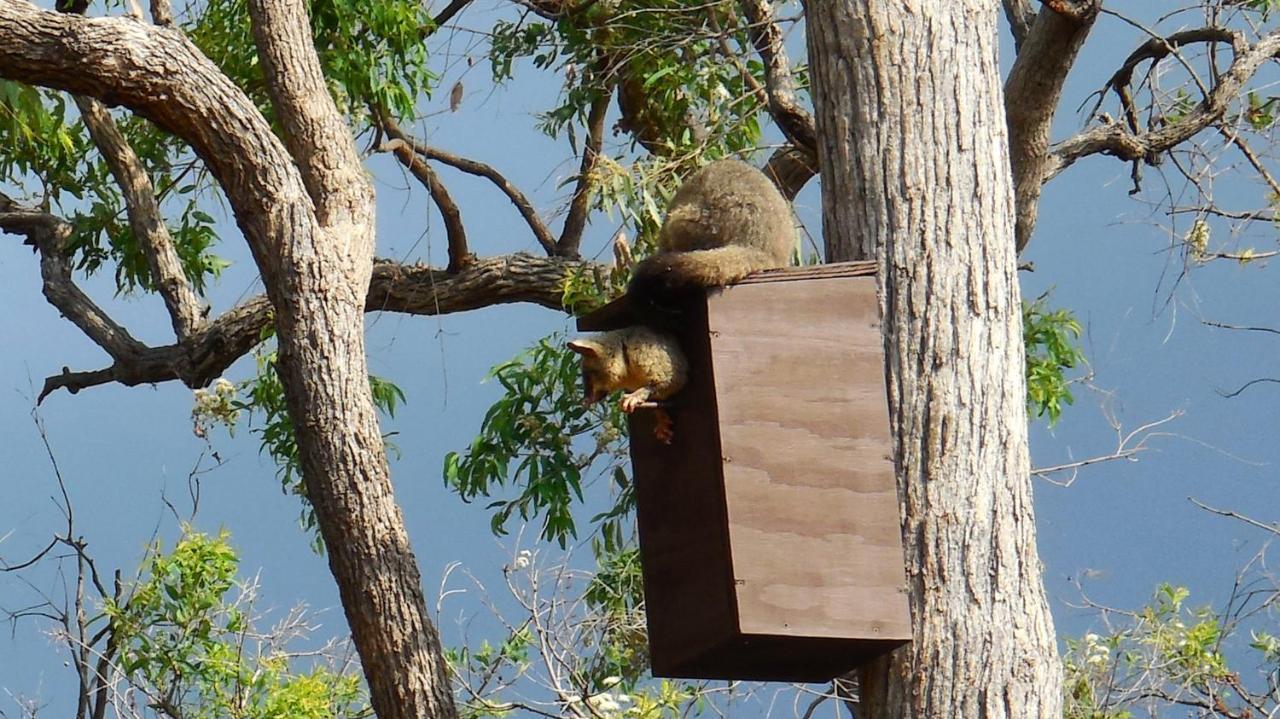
[{"x1": 2, "y1": 3, "x2": 1279, "y2": 715}]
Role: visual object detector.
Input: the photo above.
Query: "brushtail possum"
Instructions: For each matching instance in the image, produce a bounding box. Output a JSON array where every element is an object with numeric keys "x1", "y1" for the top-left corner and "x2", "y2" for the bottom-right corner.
[
  {"x1": 569, "y1": 159, "x2": 793, "y2": 442},
  {"x1": 628, "y1": 158, "x2": 794, "y2": 301},
  {"x1": 567, "y1": 326, "x2": 687, "y2": 444}
]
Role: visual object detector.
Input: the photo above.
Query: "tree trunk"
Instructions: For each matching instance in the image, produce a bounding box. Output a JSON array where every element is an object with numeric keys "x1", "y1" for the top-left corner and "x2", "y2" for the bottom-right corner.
[
  {"x1": 805, "y1": 2, "x2": 1062, "y2": 717},
  {"x1": 271, "y1": 218, "x2": 458, "y2": 719}
]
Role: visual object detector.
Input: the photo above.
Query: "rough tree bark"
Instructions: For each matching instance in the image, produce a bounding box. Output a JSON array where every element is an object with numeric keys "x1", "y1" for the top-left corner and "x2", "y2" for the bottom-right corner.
[
  {"x1": 0, "y1": 4, "x2": 456, "y2": 719},
  {"x1": 1005, "y1": 0, "x2": 1098, "y2": 251},
  {"x1": 806, "y1": 2, "x2": 1062, "y2": 717}
]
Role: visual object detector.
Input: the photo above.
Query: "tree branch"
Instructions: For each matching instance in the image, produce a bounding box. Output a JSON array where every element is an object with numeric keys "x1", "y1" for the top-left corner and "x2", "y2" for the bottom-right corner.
[
  {"x1": 762, "y1": 143, "x2": 818, "y2": 200},
  {"x1": 1218, "y1": 124, "x2": 1280, "y2": 199},
  {"x1": 382, "y1": 138, "x2": 472, "y2": 272},
  {"x1": 1002, "y1": 0, "x2": 1036, "y2": 51},
  {"x1": 59, "y1": 0, "x2": 196, "y2": 325},
  {"x1": 1047, "y1": 27, "x2": 1273, "y2": 181},
  {"x1": 0, "y1": 1, "x2": 314, "y2": 273},
  {"x1": 29, "y1": 252, "x2": 594, "y2": 401},
  {"x1": 246, "y1": 0, "x2": 370, "y2": 228},
  {"x1": 739, "y1": 0, "x2": 817, "y2": 155},
  {"x1": 509, "y1": 0, "x2": 574, "y2": 21},
  {"x1": 379, "y1": 115, "x2": 559, "y2": 256},
  {"x1": 150, "y1": 0, "x2": 173, "y2": 25},
  {"x1": 614, "y1": 71, "x2": 708, "y2": 157},
  {"x1": 367, "y1": 252, "x2": 589, "y2": 314},
  {"x1": 556, "y1": 86, "x2": 611, "y2": 257},
  {"x1": 1004, "y1": 0, "x2": 1099, "y2": 252},
  {"x1": 74, "y1": 97, "x2": 205, "y2": 339},
  {"x1": 0, "y1": 194, "x2": 147, "y2": 362},
  {"x1": 427, "y1": 0, "x2": 473, "y2": 33},
  {"x1": 35, "y1": 290, "x2": 273, "y2": 402},
  {"x1": 1189, "y1": 497, "x2": 1280, "y2": 536},
  {"x1": 1100, "y1": 26, "x2": 1240, "y2": 135}
]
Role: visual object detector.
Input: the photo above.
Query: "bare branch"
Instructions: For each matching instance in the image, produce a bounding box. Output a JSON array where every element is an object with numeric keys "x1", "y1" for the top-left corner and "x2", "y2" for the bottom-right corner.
[
  {"x1": 508, "y1": 0, "x2": 581, "y2": 21},
  {"x1": 40, "y1": 368, "x2": 119, "y2": 403},
  {"x1": 557, "y1": 86, "x2": 611, "y2": 257},
  {"x1": 1002, "y1": 0, "x2": 1035, "y2": 50},
  {"x1": 739, "y1": 0, "x2": 817, "y2": 155},
  {"x1": 380, "y1": 115, "x2": 558, "y2": 255},
  {"x1": 369, "y1": 252, "x2": 592, "y2": 315},
  {"x1": 1032, "y1": 409, "x2": 1182, "y2": 487},
  {"x1": 1218, "y1": 124, "x2": 1280, "y2": 198},
  {"x1": 0, "y1": 194, "x2": 146, "y2": 362},
  {"x1": 35, "y1": 292, "x2": 273, "y2": 402},
  {"x1": 246, "y1": 0, "x2": 370, "y2": 227},
  {"x1": 0, "y1": 538, "x2": 58, "y2": 572},
  {"x1": 382, "y1": 138, "x2": 472, "y2": 272},
  {"x1": 1202, "y1": 319, "x2": 1280, "y2": 336},
  {"x1": 33, "y1": 253, "x2": 595, "y2": 401},
  {"x1": 1202, "y1": 249, "x2": 1279, "y2": 262},
  {"x1": 149, "y1": 0, "x2": 173, "y2": 25},
  {"x1": 1101, "y1": 25, "x2": 1239, "y2": 139},
  {"x1": 74, "y1": 96, "x2": 204, "y2": 340},
  {"x1": 1004, "y1": 0, "x2": 1099, "y2": 252},
  {"x1": 798, "y1": 693, "x2": 830, "y2": 719},
  {"x1": 1189, "y1": 498, "x2": 1280, "y2": 536},
  {"x1": 1170, "y1": 205, "x2": 1278, "y2": 222},
  {"x1": 1048, "y1": 27, "x2": 1277, "y2": 180},
  {"x1": 1217, "y1": 376, "x2": 1280, "y2": 398}
]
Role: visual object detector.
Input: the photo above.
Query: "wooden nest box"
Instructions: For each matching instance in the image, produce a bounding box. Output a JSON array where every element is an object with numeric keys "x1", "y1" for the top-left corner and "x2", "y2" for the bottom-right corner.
[{"x1": 577, "y1": 261, "x2": 911, "y2": 683}]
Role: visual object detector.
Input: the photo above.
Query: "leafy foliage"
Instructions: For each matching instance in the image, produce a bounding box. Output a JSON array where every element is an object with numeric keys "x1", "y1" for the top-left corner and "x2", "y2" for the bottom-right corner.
[
  {"x1": 1243, "y1": 0, "x2": 1280, "y2": 20},
  {"x1": 188, "y1": 0, "x2": 438, "y2": 125},
  {"x1": 582, "y1": 546, "x2": 649, "y2": 685},
  {"x1": 443, "y1": 334, "x2": 632, "y2": 549},
  {"x1": 489, "y1": 0, "x2": 769, "y2": 169},
  {"x1": 1, "y1": 0, "x2": 440, "y2": 300},
  {"x1": 1024, "y1": 292, "x2": 1085, "y2": 426},
  {"x1": 106, "y1": 530, "x2": 369, "y2": 719},
  {"x1": 0, "y1": 81, "x2": 228, "y2": 293},
  {"x1": 1062, "y1": 582, "x2": 1279, "y2": 719},
  {"x1": 0, "y1": 82, "x2": 88, "y2": 203}
]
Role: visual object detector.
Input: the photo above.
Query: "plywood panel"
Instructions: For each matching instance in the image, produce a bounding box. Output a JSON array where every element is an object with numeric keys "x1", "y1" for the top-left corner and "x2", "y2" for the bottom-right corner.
[
  {"x1": 707, "y1": 277, "x2": 911, "y2": 641},
  {"x1": 623, "y1": 300, "x2": 739, "y2": 674}
]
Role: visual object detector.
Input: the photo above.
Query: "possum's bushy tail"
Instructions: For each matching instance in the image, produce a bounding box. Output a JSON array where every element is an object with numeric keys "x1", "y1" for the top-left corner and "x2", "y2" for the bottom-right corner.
[{"x1": 628, "y1": 245, "x2": 783, "y2": 301}]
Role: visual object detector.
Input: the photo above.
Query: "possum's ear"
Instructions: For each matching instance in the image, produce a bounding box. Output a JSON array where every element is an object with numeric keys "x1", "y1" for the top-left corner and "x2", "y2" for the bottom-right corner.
[{"x1": 567, "y1": 339, "x2": 601, "y2": 358}]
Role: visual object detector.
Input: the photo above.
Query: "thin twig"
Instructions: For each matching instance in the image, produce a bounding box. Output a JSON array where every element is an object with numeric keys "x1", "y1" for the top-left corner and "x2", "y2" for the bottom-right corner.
[{"x1": 1189, "y1": 497, "x2": 1280, "y2": 536}]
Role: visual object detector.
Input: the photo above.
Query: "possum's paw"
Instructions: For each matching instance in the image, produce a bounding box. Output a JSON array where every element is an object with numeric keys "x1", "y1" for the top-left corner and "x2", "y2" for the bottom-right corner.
[
  {"x1": 620, "y1": 388, "x2": 652, "y2": 413},
  {"x1": 653, "y1": 409, "x2": 675, "y2": 445}
]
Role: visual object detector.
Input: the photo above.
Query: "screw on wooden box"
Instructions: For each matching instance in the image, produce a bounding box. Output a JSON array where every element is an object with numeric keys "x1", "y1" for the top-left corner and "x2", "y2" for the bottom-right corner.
[{"x1": 576, "y1": 261, "x2": 910, "y2": 683}]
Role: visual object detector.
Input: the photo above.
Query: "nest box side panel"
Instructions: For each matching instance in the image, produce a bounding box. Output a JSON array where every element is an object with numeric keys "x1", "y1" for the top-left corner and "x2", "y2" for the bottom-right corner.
[
  {"x1": 625, "y1": 298, "x2": 739, "y2": 674},
  {"x1": 706, "y1": 276, "x2": 911, "y2": 641}
]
